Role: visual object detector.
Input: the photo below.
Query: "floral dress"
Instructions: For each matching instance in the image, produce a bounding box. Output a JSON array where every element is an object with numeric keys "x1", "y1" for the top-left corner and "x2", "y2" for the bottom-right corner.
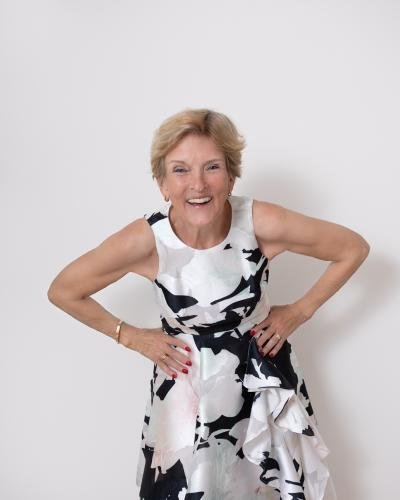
[{"x1": 136, "y1": 194, "x2": 336, "y2": 500}]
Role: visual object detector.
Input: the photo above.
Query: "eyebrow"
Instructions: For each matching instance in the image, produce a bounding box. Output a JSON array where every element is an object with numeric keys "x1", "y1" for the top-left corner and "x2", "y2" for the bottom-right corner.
[{"x1": 169, "y1": 158, "x2": 224, "y2": 166}]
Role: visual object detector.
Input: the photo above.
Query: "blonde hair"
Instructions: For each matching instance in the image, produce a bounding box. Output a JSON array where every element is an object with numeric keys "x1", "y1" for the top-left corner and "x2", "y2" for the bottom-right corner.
[{"x1": 150, "y1": 108, "x2": 246, "y2": 184}]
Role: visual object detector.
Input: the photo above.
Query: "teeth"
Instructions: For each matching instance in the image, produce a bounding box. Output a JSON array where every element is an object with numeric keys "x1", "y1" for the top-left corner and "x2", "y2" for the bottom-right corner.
[{"x1": 187, "y1": 197, "x2": 212, "y2": 204}]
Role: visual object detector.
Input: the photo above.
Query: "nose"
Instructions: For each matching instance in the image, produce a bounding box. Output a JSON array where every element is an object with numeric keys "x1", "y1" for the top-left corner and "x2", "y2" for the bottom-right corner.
[{"x1": 190, "y1": 169, "x2": 207, "y2": 192}]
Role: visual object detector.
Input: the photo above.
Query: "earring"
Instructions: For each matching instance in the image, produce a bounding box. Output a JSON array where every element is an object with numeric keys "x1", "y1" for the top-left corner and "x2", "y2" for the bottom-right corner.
[
  {"x1": 164, "y1": 196, "x2": 169, "y2": 202},
  {"x1": 228, "y1": 191, "x2": 232, "y2": 197}
]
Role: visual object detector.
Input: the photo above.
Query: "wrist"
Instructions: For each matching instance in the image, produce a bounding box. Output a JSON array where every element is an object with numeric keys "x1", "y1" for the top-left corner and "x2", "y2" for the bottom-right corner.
[
  {"x1": 290, "y1": 300, "x2": 314, "y2": 322},
  {"x1": 119, "y1": 323, "x2": 142, "y2": 350}
]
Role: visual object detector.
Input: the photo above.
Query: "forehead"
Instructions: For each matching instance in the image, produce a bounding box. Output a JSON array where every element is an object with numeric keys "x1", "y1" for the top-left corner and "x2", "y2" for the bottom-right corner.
[{"x1": 165, "y1": 134, "x2": 223, "y2": 164}]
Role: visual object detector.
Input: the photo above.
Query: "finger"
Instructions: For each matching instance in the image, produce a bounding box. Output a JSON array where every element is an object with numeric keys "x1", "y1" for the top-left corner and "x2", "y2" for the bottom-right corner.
[
  {"x1": 255, "y1": 326, "x2": 274, "y2": 348},
  {"x1": 165, "y1": 338, "x2": 192, "y2": 365},
  {"x1": 166, "y1": 336, "x2": 192, "y2": 354},
  {"x1": 260, "y1": 336, "x2": 282, "y2": 356},
  {"x1": 157, "y1": 359, "x2": 178, "y2": 379},
  {"x1": 166, "y1": 343, "x2": 192, "y2": 367},
  {"x1": 158, "y1": 354, "x2": 189, "y2": 377},
  {"x1": 163, "y1": 348, "x2": 192, "y2": 372},
  {"x1": 250, "y1": 320, "x2": 272, "y2": 337},
  {"x1": 250, "y1": 322, "x2": 270, "y2": 339}
]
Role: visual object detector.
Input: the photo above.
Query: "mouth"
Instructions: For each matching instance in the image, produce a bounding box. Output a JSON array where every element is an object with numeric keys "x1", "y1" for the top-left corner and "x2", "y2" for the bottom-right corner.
[{"x1": 186, "y1": 196, "x2": 213, "y2": 207}]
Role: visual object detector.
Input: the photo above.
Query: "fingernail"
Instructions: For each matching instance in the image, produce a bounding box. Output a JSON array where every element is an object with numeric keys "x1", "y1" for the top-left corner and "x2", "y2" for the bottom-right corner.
[
  {"x1": 182, "y1": 368, "x2": 188, "y2": 374},
  {"x1": 172, "y1": 373, "x2": 177, "y2": 378},
  {"x1": 186, "y1": 360, "x2": 192, "y2": 366},
  {"x1": 250, "y1": 329, "x2": 256, "y2": 336},
  {"x1": 269, "y1": 352, "x2": 275, "y2": 357},
  {"x1": 185, "y1": 346, "x2": 191, "y2": 352}
]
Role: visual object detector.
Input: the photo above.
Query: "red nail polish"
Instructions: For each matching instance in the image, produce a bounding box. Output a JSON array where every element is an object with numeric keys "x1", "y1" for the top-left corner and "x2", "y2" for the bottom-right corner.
[
  {"x1": 172, "y1": 373, "x2": 177, "y2": 378},
  {"x1": 250, "y1": 329, "x2": 256, "y2": 336},
  {"x1": 185, "y1": 346, "x2": 191, "y2": 352},
  {"x1": 186, "y1": 360, "x2": 192, "y2": 366},
  {"x1": 182, "y1": 368, "x2": 188, "y2": 374}
]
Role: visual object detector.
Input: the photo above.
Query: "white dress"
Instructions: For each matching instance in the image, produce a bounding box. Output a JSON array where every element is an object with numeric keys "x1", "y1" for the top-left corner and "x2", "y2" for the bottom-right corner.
[{"x1": 136, "y1": 194, "x2": 336, "y2": 499}]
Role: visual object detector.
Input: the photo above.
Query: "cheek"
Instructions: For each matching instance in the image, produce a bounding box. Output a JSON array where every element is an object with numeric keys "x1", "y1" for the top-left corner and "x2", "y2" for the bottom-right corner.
[
  {"x1": 208, "y1": 172, "x2": 229, "y2": 186},
  {"x1": 165, "y1": 178, "x2": 187, "y2": 193}
]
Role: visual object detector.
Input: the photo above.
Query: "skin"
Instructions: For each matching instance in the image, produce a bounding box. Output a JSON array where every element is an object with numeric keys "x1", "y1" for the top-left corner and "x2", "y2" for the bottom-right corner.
[
  {"x1": 250, "y1": 200, "x2": 369, "y2": 357},
  {"x1": 47, "y1": 133, "x2": 370, "y2": 379},
  {"x1": 157, "y1": 133, "x2": 235, "y2": 249}
]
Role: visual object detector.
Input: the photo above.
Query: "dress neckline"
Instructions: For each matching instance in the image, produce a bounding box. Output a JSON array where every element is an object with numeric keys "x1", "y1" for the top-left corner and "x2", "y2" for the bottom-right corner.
[{"x1": 166, "y1": 195, "x2": 235, "y2": 252}]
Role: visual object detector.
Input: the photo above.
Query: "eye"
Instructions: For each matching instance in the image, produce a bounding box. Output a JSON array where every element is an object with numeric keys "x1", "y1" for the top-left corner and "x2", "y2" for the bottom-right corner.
[
  {"x1": 173, "y1": 167, "x2": 187, "y2": 173},
  {"x1": 207, "y1": 163, "x2": 220, "y2": 170}
]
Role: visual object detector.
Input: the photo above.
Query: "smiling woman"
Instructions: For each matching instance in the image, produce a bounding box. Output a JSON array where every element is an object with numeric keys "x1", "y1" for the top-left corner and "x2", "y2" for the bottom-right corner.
[
  {"x1": 151, "y1": 114, "x2": 241, "y2": 251},
  {"x1": 48, "y1": 107, "x2": 368, "y2": 500},
  {"x1": 153, "y1": 140, "x2": 233, "y2": 251}
]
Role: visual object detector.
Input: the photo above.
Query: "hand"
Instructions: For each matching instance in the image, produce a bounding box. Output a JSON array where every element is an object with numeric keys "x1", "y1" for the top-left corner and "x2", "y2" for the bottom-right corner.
[
  {"x1": 120, "y1": 325, "x2": 192, "y2": 379},
  {"x1": 250, "y1": 303, "x2": 310, "y2": 357}
]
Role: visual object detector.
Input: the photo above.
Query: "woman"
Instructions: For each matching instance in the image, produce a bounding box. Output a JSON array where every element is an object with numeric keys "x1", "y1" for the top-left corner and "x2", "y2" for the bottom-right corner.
[{"x1": 48, "y1": 108, "x2": 369, "y2": 499}]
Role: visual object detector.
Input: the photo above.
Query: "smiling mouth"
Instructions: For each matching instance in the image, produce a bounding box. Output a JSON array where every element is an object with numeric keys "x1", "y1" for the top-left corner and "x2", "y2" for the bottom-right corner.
[{"x1": 186, "y1": 197, "x2": 212, "y2": 207}]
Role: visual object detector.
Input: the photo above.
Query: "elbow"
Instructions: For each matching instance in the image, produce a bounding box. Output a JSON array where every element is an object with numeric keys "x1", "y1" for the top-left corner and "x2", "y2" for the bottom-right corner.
[
  {"x1": 47, "y1": 287, "x2": 61, "y2": 305},
  {"x1": 359, "y1": 236, "x2": 371, "y2": 256},
  {"x1": 47, "y1": 281, "x2": 66, "y2": 305},
  {"x1": 341, "y1": 237, "x2": 370, "y2": 264},
  {"x1": 47, "y1": 284, "x2": 85, "y2": 305},
  {"x1": 353, "y1": 231, "x2": 370, "y2": 259},
  {"x1": 355, "y1": 239, "x2": 370, "y2": 262}
]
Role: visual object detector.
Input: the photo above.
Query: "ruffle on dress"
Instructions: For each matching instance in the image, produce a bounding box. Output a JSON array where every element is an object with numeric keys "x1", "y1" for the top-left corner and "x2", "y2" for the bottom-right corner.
[
  {"x1": 240, "y1": 337, "x2": 332, "y2": 499},
  {"x1": 139, "y1": 333, "x2": 332, "y2": 500}
]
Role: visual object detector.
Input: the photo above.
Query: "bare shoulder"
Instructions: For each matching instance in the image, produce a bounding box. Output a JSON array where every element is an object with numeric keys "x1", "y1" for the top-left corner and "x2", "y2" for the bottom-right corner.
[
  {"x1": 47, "y1": 216, "x2": 158, "y2": 301},
  {"x1": 252, "y1": 198, "x2": 370, "y2": 262},
  {"x1": 117, "y1": 216, "x2": 158, "y2": 281},
  {"x1": 252, "y1": 199, "x2": 288, "y2": 261}
]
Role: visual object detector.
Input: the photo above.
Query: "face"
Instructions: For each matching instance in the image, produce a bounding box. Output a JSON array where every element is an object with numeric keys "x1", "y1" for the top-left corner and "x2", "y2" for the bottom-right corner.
[{"x1": 158, "y1": 133, "x2": 235, "y2": 227}]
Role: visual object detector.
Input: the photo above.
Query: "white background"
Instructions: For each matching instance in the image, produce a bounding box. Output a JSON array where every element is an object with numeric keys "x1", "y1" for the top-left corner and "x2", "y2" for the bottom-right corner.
[{"x1": 1, "y1": 1, "x2": 399, "y2": 499}]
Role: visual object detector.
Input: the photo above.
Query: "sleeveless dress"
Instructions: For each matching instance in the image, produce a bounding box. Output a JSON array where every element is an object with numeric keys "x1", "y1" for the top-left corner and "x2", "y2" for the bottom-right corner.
[{"x1": 136, "y1": 194, "x2": 336, "y2": 500}]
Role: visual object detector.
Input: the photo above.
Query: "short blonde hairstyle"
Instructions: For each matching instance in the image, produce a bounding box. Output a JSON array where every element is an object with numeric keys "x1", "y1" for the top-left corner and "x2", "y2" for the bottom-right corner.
[{"x1": 150, "y1": 108, "x2": 246, "y2": 184}]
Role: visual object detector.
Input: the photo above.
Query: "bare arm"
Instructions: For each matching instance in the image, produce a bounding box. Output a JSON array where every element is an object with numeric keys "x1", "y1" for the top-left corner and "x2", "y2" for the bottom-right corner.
[
  {"x1": 47, "y1": 217, "x2": 155, "y2": 344},
  {"x1": 47, "y1": 217, "x2": 193, "y2": 378},
  {"x1": 253, "y1": 199, "x2": 370, "y2": 319}
]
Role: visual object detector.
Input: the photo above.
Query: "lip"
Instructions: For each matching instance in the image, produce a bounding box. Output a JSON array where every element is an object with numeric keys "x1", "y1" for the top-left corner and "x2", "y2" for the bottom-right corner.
[
  {"x1": 186, "y1": 197, "x2": 213, "y2": 207},
  {"x1": 186, "y1": 196, "x2": 213, "y2": 202}
]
